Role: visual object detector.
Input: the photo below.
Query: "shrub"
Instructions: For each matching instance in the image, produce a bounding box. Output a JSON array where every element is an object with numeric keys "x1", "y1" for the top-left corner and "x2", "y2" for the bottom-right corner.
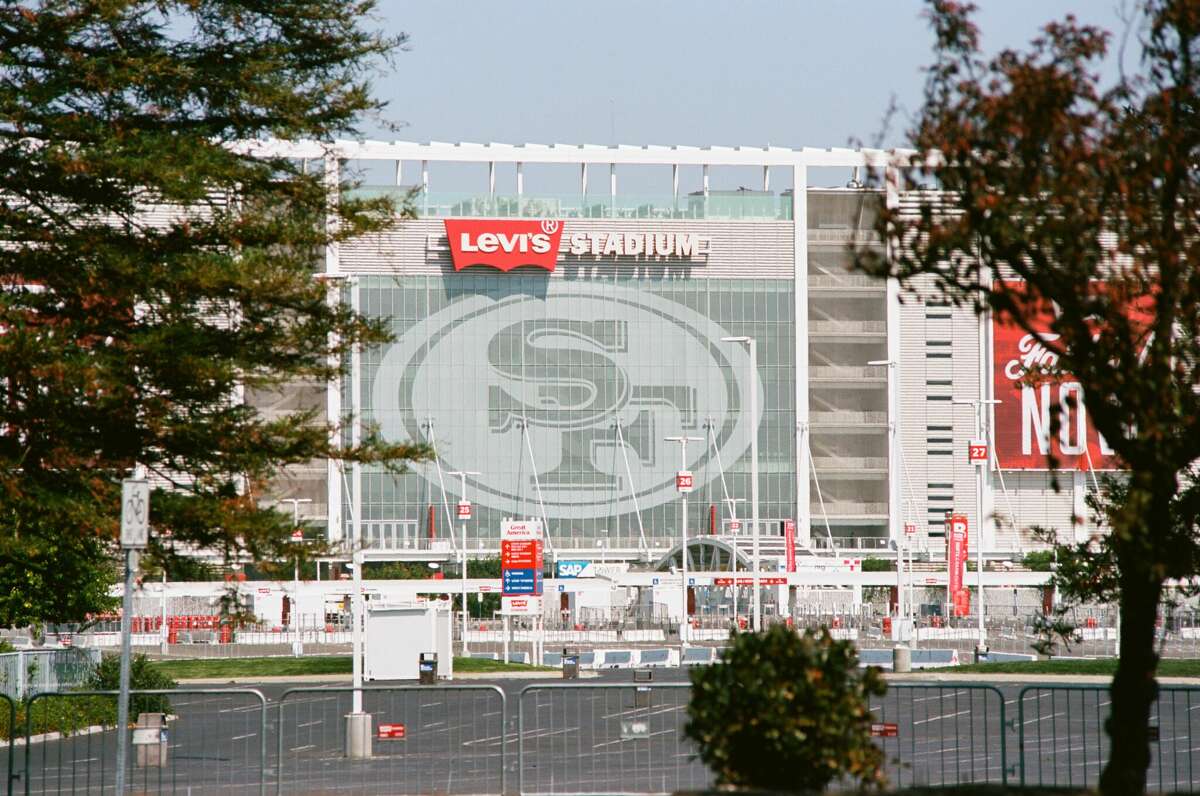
[
  {"x1": 89, "y1": 653, "x2": 176, "y2": 718},
  {"x1": 685, "y1": 625, "x2": 887, "y2": 793}
]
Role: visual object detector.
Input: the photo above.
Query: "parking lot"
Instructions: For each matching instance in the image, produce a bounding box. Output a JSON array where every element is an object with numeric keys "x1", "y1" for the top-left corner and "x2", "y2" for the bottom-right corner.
[{"x1": 13, "y1": 672, "x2": 1200, "y2": 795}]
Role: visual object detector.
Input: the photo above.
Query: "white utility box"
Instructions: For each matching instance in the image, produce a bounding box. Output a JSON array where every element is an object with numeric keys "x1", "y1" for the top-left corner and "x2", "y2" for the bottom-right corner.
[{"x1": 363, "y1": 603, "x2": 453, "y2": 681}]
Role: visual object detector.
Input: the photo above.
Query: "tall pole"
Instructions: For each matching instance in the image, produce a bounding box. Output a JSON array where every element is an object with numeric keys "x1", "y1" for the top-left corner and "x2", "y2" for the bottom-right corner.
[
  {"x1": 870, "y1": 358, "x2": 902, "y2": 627},
  {"x1": 116, "y1": 474, "x2": 149, "y2": 795},
  {"x1": 955, "y1": 397, "x2": 999, "y2": 652},
  {"x1": 723, "y1": 497, "x2": 744, "y2": 622},
  {"x1": 447, "y1": 470, "x2": 479, "y2": 656},
  {"x1": 280, "y1": 498, "x2": 312, "y2": 657},
  {"x1": 665, "y1": 435, "x2": 702, "y2": 645},
  {"x1": 724, "y1": 336, "x2": 760, "y2": 630}
]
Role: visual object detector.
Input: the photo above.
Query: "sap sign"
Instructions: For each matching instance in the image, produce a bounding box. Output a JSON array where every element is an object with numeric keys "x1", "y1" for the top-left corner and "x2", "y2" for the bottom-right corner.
[{"x1": 557, "y1": 560, "x2": 591, "y2": 579}]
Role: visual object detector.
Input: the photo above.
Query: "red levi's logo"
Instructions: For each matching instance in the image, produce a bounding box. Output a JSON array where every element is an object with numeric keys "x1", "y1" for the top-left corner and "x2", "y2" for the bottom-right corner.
[{"x1": 444, "y1": 219, "x2": 563, "y2": 272}]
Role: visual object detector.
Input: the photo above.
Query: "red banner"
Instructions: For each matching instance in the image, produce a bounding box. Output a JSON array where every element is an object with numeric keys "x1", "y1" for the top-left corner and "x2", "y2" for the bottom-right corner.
[
  {"x1": 945, "y1": 513, "x2": 964, "y2": 619},
  {"x1": 784, "y1": 520, "x2": 796, "y2": 573},
  {"x1": 992, "y1": 280, "x2": 1153, "y2": 470}
]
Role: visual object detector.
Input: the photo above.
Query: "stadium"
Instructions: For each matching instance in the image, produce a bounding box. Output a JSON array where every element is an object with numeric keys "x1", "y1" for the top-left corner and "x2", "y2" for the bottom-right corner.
[{"x1": 250, "y1": 139, "x2": 1106, "y2": 577}]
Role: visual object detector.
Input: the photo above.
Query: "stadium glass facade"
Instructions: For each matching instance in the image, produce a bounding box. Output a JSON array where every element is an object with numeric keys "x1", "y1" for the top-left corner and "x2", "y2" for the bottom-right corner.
[{"x1": 355, "y1": 271, "x2": 798, "y2": 548}]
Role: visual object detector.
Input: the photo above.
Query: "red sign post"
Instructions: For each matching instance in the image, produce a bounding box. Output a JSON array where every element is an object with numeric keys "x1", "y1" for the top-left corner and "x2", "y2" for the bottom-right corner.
[
  {"x1": 968, "y1": 440, "x2": 988, "y2": 466},
  {"x1": 456, "y1": 501, "x2": 472, "y2": 520},
  {"x1": 675, "y1": 471, "x2": 693, "y2": 493}
]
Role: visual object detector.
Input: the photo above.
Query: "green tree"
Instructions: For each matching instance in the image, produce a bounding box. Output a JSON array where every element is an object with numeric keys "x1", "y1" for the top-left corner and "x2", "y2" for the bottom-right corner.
[
  {"x1": 0, "y1": 1, "x2": 427, "y2": 625},
  {"x1": 857, "y1": 3, "x2": 1200, "y2": 792},
  {"x1": 685, "y1": 625, "x2": 887, "y2": 792}
]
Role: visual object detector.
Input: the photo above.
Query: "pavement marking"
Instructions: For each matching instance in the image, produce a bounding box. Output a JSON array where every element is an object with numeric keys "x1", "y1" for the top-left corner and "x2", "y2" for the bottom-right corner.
[
  {"x1": 296, "y1": 720, "x2": 322, "y2": 728},
  {"x1": 289, "y1": 744, "x2": 316, "y2": 752},
  {"x1": 230, "y1": 733, "x2": 257, "y2": 741},
  {"x1": 600, "y1": 705, "x2": 683, "y2": 720},
  {"x1": 1024, "y1": 711, "x2": 1065, "y2": 726},
  {"x1": 914, "y1": 709, "x2": 970, "y2": 726}
]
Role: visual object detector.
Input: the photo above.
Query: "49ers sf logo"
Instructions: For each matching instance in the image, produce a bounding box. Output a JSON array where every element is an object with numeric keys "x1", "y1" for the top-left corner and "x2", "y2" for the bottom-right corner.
[{"x1": 444, "y1": 219, "x2": 563, "y2": 272}]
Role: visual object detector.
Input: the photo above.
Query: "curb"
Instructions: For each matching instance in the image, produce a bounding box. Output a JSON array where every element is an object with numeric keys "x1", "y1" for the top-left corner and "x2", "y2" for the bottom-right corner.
[{"x1": 176, "y1": 670, "x2": 596, "y2": 685}]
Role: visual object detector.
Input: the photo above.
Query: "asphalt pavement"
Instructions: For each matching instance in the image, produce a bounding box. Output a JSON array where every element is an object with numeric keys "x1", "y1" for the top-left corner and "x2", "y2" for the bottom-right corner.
[{"x1": 13, "y1": 670, "x2": 1200, "y2": 795}]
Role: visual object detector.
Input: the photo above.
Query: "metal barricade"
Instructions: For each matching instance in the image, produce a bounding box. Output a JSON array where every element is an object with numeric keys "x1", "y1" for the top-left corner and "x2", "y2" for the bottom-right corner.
[
  {"x1": 517, "y1": 682, "x2": 711, "y2": 796},
  {"x1": 276, "y1": 685, "x2": 506, "y2": 795},
  {"x1": 1, "y1": 693, "x2": 14, "y2": 796},
  {"x1": 1018, "y1": 684, "x2": 1200, "y2": 792},
  {"x1": 871, "y1": 684, "x2": 1009, "y2": 788},
  {"x1": 21, "y1": 689, "x2": 267, "y2": 795}
]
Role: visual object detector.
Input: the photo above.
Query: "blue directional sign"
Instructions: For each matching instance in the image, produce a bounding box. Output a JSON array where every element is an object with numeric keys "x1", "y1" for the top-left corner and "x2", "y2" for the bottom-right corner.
[{"x1": 503, "y1": 568, "x2": 538, "y2": 594}]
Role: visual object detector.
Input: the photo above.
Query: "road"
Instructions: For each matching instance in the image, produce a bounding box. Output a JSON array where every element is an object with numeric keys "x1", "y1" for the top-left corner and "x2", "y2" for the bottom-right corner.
[{"x1": 14, "y1": 671, "x2": 1200, "y2": 794}]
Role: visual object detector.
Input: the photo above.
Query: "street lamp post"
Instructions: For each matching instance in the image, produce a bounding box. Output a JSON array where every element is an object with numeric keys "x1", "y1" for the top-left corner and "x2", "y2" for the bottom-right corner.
[
  {"x1": 868, "y1": 359, "x2": 903, "y2": 632},
  {"x1": 722, "y1": 336, "x2": 761, "y2": 631},
  {"x1": 953, "y1": 397, "x2": 1001, "y2": 654},
  {"x1": 665, "y1": 435, "x2": 702, "y2": 645},
  {"x1": 279, "y1": 498, "x2": 313, "y2": 656},
  {"x1": 722, "y1": 497, "x2": 745, "y2": 622},
  {"x1": 447, "y1": 470, "x2": 479, "y2": 657}
]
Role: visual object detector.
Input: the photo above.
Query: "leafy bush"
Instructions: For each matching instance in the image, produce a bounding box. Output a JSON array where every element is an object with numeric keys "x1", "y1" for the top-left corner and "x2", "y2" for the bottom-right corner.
[
  {"x1": 1022, "y1": 550, "x2": 1056, "y2": 572},
  {"x1": 89, "y1": 653, "x2": 176, "y2": 717},
  {"x1": 685, "y1": 625, "x2": 887, "y2": 792}
]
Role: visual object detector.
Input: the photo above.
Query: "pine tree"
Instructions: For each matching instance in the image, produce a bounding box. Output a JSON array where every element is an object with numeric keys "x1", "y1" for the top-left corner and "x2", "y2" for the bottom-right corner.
[{"x1": 0, "y1": 1, "x2": 426, "y2": 623}]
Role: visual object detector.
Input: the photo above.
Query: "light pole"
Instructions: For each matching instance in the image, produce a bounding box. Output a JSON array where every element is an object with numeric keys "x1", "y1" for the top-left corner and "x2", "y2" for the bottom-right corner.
[
  {"x1": 665, "y1": 435, "x2": 702, "y2": 645},
  {"x1": 722, "y1": 496, "x2": 745, "y2": 621},
  {"x1": 447, "y1": 470, "x2": 479, "y2": 656},
  {"x1": 279, "y1": 498, "x2": 313, "y2": 656},
  {"x1": 953, "y1": 397, "x2": 1001, "y2": 653},
  {"x1": 868, "y1": 359, "x2": 903, "y2": 629},
  {"x1": 722, "y1": 336, "x2": 761, "y2": 630},
  {"x1": 599, "y1": 529, "x2": 608, "y2": 565}
]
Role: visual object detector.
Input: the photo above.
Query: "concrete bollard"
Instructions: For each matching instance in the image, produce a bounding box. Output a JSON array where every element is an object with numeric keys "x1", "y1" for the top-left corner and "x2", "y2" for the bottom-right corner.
[
  {"x1": 893, "y1": 645, "x2": 912, "y2": 673},
  {"x1": 345, "y1": 713, "x2": 373, "y2": 759}
]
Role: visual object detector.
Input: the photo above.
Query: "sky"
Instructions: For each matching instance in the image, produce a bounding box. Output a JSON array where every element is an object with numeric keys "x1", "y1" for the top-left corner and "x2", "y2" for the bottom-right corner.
[{"x1": 361, "y1": 1, "x2": 1138, "y2": 190}]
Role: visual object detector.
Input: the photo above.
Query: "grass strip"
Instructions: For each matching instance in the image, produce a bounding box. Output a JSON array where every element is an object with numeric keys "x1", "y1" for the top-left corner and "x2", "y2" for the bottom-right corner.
[{"x1": 952, "y1": 658, "x2": 1200, "y2": 677}]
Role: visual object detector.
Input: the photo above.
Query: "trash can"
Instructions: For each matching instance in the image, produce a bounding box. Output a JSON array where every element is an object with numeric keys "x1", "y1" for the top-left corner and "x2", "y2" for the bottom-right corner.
[
  {"x1": 973, "y1": 645, "x2": 990, "y2": 664},
  {"x1": 562, "y1": 647, "x2": 579, "y2": 680},
  {"x1": 133, "y1": 713, "x2": 168, "y2": 768},
  {"x1": 419, "y1": 652, "x2": 437, "y2": 684},
  {"x1": 633, "y1": 670, "x2": 652, "y2": 707}
]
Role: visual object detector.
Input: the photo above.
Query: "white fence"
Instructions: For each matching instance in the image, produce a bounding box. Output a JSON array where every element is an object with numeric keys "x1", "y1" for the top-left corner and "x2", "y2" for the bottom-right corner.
[{"x1": 0, "y1": 647, "x2": 100, "y2": 700}]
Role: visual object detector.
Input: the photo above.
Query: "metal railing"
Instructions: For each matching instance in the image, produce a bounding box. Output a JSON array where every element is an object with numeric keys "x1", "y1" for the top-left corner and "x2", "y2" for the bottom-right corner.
[
  {"x1": 1017, "y1": 685, "x2": 1200, "y2": 793},
  {"x1": 872, "y1": 684, "x2": 1008, "y2": 789},
  {"x1": 276, "y1": 685, "x2": 506, "y2": 795},
  {"x1": 22, "y1": 688, "x2": 267, "y2": 795},
  {"x1": 517, "y1": 683, "x2": 710, "y2": 796},
  {"x1": 3, "y1": 682, "x2": 1197, "y2": 794},
  {"x1": 1, "y1": 693, "x2": 13, "y2": 796}
]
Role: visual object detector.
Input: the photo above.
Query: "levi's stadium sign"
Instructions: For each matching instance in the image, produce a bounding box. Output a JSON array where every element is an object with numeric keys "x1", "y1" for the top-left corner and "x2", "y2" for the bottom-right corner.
[{"x1": 442, "y1": 219, "x2": 711, "y2": 272}]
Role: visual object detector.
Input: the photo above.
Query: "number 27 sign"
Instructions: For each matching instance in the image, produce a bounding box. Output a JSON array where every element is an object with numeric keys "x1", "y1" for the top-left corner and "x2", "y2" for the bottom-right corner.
[{"x1": 968, "y1": 440, "x2": 988, "y2": 466}]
